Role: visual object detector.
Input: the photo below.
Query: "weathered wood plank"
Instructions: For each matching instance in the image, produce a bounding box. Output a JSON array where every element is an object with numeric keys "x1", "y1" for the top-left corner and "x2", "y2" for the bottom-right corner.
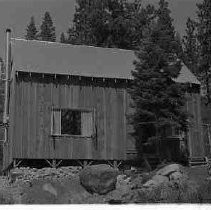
[
  {"x1": 52, "y1": 83, "x2": 61, "y2": 159},
  {"x1": 10, "y1": 78, "x2": 132, "y2": 162},
  {"x1": 111, "y1": 87, "x2": 118, "y2": 159},
  {"x1": 28, "y1": 81, "x2": 33, "y2": 158},
  {"x1": 13, "y1": 80, "x2": 21, "y2": 158},
  {"x1": 94, "y1": 85, "x2": 105, "y2": 159},
  {"x1": 67, "y1": 85, "x2": 73, "y2": 159},
  {"x1": 43, "y1": 81, "x2": 53, "y2": 159},
  {"x1": 38, "y1": 82, "x2": 45, "y2": 158},
  {"x1": 48, "y1": 81, "x2": 54, "y2": 159},
  {"x1": 123, "y1": 89, "x2": 127, "y2": 160},
  {"x1": 105, "y1": 87, "x2": 112, "y2": 159},
  {"x1": 117, "y1": 88, "x2": 125, "y2": 159},
  {"x1": 22, "y1": 81, "x2": 29, "y2": 158}
]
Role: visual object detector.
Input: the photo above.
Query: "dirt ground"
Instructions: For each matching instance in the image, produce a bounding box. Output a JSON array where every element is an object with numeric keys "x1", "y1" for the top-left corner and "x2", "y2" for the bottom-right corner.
[{"x1": 0, "y1": 164, "x2": 210, "y2": 204}]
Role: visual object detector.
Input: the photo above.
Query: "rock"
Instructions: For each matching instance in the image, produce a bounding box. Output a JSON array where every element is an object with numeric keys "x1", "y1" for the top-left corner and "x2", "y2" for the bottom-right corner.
[
  {"x1": 169, "y1": 171, "x2": 182, "y2": 180},
  {"x1": 79, "y1": 164, "x2": 119, "y2": 195},
  {"x1": 116, "y1": 175, "x2": 131, "y2": 189},
  {"x1": 131, "y1": 175, "x2": 143, "y2": 189},
  {"x1": 131, "y1": 167, "x2": 137, "y2": 172},
  {"x1": 10, "y1": 168, "x2": 24, "y2": 183},
  {"x1": 143, "y1": 179, "x2": 158, "y2": 188},
  {"x1": 156, "y1": 164, "x2": 182, "y2": 176},
  {"x1": 152, "y1": 175, "x2": 169, "y2": 184},
  {"x1": 169, "y1": 171, "x2": 187, "y2": 181},
  {"x1": 115, "y1": 175, "x2": 132, "y2": 197},
  {"x1": 42, "y1": 183, "x2": 58, "y2": 197},
  {"x1": 143, "y1": 175, "x2": 169, "y2": 188}
]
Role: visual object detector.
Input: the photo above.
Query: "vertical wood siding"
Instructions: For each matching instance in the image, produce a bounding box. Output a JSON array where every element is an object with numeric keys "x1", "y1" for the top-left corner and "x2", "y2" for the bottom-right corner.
[
  {"x1": 186, "y1": 92, "x2": 204, "y2": 157},
  {"x1": 11, "y1": 77, "x2": 129, "y2": 161},
  {"x1": 4, "y1": 75, "x2": 203, "y2": 170}
]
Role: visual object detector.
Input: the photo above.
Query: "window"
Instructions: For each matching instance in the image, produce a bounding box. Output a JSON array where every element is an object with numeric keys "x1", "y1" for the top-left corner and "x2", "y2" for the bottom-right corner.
[
  {"x1": 51, "y1": 108, "x2": 94, "y2": 137},
  {"x1": 171, "y1": 126, "x2": 185, "y2": 139}
]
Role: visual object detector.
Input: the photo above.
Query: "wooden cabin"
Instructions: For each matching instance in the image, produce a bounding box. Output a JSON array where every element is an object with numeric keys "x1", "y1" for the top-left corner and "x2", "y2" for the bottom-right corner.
[
  {"x1": 2, "y1": 31, "x2": 204, "y2": 171},
  {"x1": 162, "y1": 68, "x2": 204, "y2": 164}
]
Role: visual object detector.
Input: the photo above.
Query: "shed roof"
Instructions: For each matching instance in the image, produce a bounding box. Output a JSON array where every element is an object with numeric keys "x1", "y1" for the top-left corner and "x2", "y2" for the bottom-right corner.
[
  {"x1": 11, "y1": 38, "x2": 200, "y2": 84},
  {"x1": 11, "y1": 38, "x2": 134, "y2": 80}
]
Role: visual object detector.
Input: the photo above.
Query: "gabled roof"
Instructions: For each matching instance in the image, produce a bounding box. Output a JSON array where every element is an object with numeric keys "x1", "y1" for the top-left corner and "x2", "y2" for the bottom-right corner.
[
  {"x1": 172, "y1": 63, "x2": 200, "y2": 85},
  {"x1": 11, "y1": 38, "x2": 200, "y2": 84}
]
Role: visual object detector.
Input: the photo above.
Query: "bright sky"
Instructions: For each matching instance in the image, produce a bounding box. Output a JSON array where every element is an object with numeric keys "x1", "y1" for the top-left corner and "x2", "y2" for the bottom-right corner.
[{"x1": 0, "y1": 0, "x2": 201, "y2": 58}]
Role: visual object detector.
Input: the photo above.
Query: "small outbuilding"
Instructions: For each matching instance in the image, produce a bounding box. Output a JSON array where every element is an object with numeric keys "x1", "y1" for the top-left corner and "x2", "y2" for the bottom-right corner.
[{"x1": 2, "y1": 30, "x2": 204, "y2": 171}]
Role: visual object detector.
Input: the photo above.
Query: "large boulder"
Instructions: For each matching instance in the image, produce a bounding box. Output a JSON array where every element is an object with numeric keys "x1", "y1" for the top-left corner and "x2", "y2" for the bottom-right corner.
[
  {"x1": 143, "y1": 175, "x2": 169, "y2": 188},
  {"x1": 79, "y1": 164, "x2": 119, "y2": 195},
  {"x1": 169, "y1": 171, "x2": 184, "y2": 181},
  {"x1": 143, "y1": 179, "x2": 158, "y2": 188},
  {"x1": 152, "y1": 174, "x2": 169, "y2": 184},
  {"x1": 156, "y1": 164, "x2": 182, "y2": 176}
]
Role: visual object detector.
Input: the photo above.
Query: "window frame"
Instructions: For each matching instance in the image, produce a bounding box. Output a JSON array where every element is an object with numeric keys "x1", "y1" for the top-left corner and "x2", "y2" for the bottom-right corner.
[
  {"x1": 51, "y1": 107, "x2": 96, "y2": 138},
  {"x1": 170, "y1": 126, "x2": 185, "y2": 139}
]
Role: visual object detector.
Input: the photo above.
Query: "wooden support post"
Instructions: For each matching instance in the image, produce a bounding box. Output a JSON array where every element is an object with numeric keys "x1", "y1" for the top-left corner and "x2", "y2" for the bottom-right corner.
[
  {"x1": 83, "y1": 160, "x2": 93, "y2": 168},
  {"x1": 13, "y1": 159, "x2": 16, "y2": 168},
  {"x1": 107, "y1": 160, "x2": 121, "y2": 169},
  {"x1": 107, "y1": 161, "x2": 112, "y2": 168},
  {"x1": 83, "y1": 160, "x2": 88, "y2": 168},
  {"x1": 56, "y1": 160, "x2": 63, "y2": 168},
  {"x1": 45, "y1": 159, "x2": 53, "y2": 168},
  {"x1": 77, "y1": 160, "x2": 93, "y2": 168},
  {"x1": 113, "y1": 161, "x2": 117, "y2": 169},
  {"x1": 13, "y1": 159, "x2": 22, "y2": 168},
  {"x1": 45, "y1": 159, "x2": 62, "y2": 168},
  {"x1": 77, "y1": 160, "x2": 84, "y2": 167},
  {"x1": 52, "y1": 159, "x2": 56, "y2": 168}
]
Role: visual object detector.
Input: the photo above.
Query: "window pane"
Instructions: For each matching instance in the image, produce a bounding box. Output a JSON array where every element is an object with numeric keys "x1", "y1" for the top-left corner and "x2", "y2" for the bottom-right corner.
[{"x1": 61, "y1": 110, "x2": 81, "y2": 135}]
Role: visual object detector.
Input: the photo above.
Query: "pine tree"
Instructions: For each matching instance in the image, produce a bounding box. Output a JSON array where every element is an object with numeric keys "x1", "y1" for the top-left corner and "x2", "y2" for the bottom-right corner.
[
  {"x1": 60, "y1": 32, "x2": 66, "y2": 43},
  {"x1": 175, "y1": 32, "x2": 184, "y2": 59},
  {"x1": 66, "y1": 27, "x2": 79, "y2": 44},
  {"x1": 39, "y1": 12, "x2": 56, "y2": 42},
  {"x1": 65, "y1": 0, "x2": 155, "y2": 50},
  {"x1": 154, "y1": 0, "x2": 179, "y2": 56},
  {"x1": 196, "y1": 0, "x2": 211, "y2": 103},
  {"x1": 183, "y1": 18, "x2": 199, "y2": 75},
  {"x1": 129, "y1": 0, "x2": 187, "y2": 156},
  {"x1": 67, "y1": 0, "x2": 112, "y2": 46},
  {"x1": 25, "y1": 16, "x2": 38, "y2": 40}
]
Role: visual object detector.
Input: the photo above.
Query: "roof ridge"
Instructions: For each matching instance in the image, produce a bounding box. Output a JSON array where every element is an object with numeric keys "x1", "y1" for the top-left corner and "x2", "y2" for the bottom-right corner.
[{"x1": 11, "y1": 37, "x2": 133, "y2": 53}]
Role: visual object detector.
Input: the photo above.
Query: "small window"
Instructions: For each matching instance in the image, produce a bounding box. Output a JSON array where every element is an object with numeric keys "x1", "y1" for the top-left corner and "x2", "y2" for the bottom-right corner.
[
  {"x1": 51, "y1": 108, "x2": 94, "y2": 137},
  {"x1": 171, "y1": 126, "x2": 184, "y2": 138}
]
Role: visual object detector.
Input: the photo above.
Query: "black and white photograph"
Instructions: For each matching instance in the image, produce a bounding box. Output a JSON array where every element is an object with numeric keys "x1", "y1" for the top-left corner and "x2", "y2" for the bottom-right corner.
[{"x1": 0, "y1": 0, "x2": 211, "y2": 206}]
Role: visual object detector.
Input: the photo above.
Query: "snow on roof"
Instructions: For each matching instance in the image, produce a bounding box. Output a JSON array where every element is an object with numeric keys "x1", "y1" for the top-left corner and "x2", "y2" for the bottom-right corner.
[{"x1": 11, "y1": 38, "x2": 200, "y2": 84}]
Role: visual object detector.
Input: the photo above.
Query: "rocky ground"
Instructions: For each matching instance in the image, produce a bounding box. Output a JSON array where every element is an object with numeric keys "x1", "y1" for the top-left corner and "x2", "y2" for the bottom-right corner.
[{"x1": 0, "y1": 163, "x2": 210, "y2": 204}]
